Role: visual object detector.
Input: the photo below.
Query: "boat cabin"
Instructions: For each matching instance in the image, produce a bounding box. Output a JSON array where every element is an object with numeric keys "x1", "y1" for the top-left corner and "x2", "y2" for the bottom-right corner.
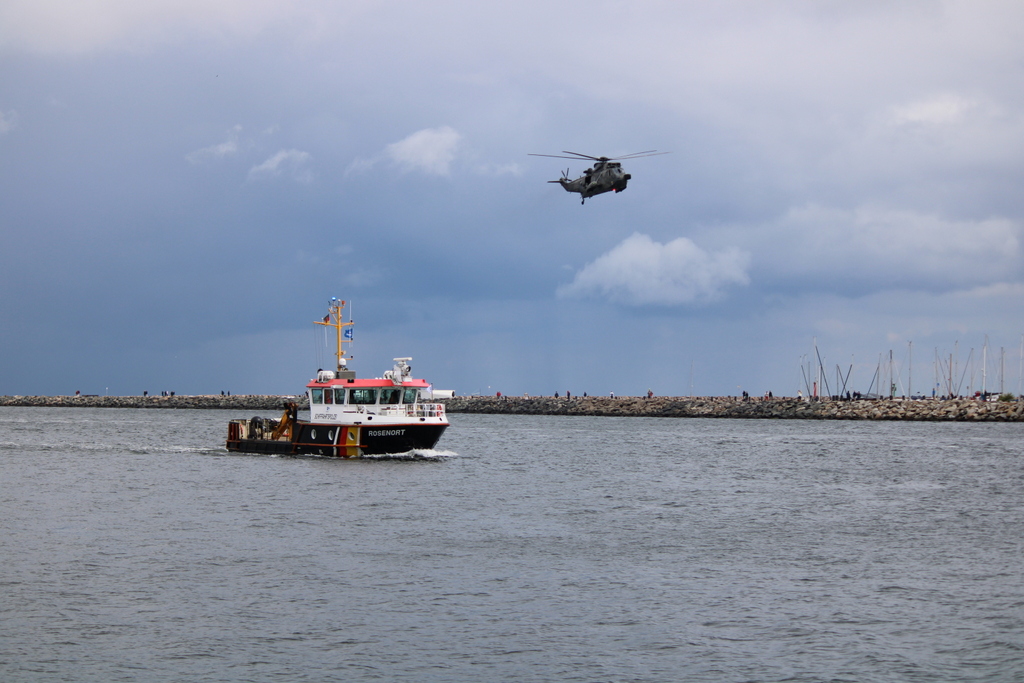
[{"x1": 305, "y1": 357, "x2": 441, "y2": 420}]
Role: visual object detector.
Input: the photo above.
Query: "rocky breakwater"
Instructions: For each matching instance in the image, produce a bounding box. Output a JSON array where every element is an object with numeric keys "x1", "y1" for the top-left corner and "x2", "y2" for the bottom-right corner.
[
  {"x1": 0, "y1": 395, "x2": 309, "y2": 410},
  {"x1": 442, "y1": 395, "x2": 1024, "y2": 421}
]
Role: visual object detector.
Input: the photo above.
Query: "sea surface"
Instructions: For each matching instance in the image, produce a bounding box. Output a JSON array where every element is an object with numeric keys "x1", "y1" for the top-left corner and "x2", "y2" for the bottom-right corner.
[{"x1": 1, "y1": 407, "x2": 1022, "y2": 683}]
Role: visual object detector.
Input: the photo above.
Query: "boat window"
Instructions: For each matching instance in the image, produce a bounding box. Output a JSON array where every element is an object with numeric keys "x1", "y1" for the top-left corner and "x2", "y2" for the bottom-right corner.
[
  {"x1": 380, "y1": 388, "x2": 402, "y2": 404},
  {"x1": 403, "y1": 388, "x2": 418, "y2": 404},
  {"x1": 349, "y1": 388, "x2": 378, "y2": 405},
  {"x1": 323, "y1": 388, "x2": 334, "y2": 404},
  {"x1": 332, "y1": 388, "x2": 346, "y2": 404},
  {"x1": 311, "y1": 388, "x2": 324, "y2": 404}
]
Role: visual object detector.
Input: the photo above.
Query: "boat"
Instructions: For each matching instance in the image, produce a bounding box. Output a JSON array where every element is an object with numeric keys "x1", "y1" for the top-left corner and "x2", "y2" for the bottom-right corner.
[{"x1": 226, "y1": 298, "x2": 449, "y2": 457}]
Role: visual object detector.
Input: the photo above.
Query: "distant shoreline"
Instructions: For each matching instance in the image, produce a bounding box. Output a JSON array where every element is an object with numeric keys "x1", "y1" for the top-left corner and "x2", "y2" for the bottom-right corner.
[
  {"x1": 445, "y1": 395, "x2": 1024, "y2": 421},
  {"x1": 2, "y1": 394, "x2": 1022, "y2": 421},
  {"x1": 0, "y1": 395, "x2": 303, "y2": 410}
]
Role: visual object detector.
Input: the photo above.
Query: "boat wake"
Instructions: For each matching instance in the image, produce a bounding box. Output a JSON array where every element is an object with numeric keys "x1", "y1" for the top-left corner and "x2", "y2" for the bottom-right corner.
[
  {"x1": 248, "y1": 448, "x2": 458, "y2": 461},
  {"x1": 362, "y1": 448, "x2": 458, "y2": 461}
]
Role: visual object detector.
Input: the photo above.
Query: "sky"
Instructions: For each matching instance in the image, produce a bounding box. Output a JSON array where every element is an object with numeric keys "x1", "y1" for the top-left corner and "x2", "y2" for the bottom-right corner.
[{"x1": 2, "y1": 0, "x2": 1024, "y2": 398}]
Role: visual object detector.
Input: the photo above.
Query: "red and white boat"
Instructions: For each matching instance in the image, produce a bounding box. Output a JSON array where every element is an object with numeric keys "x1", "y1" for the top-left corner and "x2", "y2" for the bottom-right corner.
[{"x1": 227, "y1": 299, "x2": 449, "y2": 457}]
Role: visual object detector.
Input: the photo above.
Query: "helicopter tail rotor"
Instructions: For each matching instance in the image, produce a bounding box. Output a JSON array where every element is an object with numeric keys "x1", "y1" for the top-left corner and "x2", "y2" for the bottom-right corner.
[{"x1": 546, "y1": 168, "x2": 570, "y2": 184}]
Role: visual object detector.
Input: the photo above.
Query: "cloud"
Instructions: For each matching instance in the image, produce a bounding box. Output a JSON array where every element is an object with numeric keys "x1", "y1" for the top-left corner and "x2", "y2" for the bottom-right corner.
[
  {"x1": 248, "y1": 149, "x2": 313, "y2": 182},
  {"x1": 742, "y1": 205, "x2": 1021, "y2": 292},
  {"x1": 890, "y1": 93, "x2": 977, "y2": 127},
  {"x1": 0, "y1": 110, "x2": 17, "y2": 135},
  {"x1": 0, "y1": 0, "x2": 293, "y2": 54},
  {"x1": 346, "y1": 126, "x2": 464, "y2": 177},
  {"x1": 4, "y1": 1, "x2": 1024, "y2": 398},
  {"x1": 185, "y1": 125, "x2": 242, "y2": 164},
  {"x1": 865, "y1": 92, "x2": 1024, "y2": 171},
  {"x1": 385, "y1": 126, "x2": 461, "y2": 176},
  {"x1": 558, "y1": 233, "x2": 751, "y2": 306},
  {"x1": 0, "y1": 110, "x2": 16, "y2": 135},
  {"x1": 473, "y1": 162, "x2": 523, "y2": 177}
]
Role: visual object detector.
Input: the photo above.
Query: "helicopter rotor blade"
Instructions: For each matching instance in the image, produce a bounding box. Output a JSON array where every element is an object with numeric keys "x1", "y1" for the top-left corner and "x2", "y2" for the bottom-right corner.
[
  {"x1": 560, "y1": 151, "x2": 602, "y2": 160},
  {"x1": 529, "y1": 150, "x2": 670, "y2": 161},
  {"x1": 529, "y1": 153, "x2": 591, "y2": 161},
  {"x1": 607, "y1": 150, "x2": 671, "y2": 160}
]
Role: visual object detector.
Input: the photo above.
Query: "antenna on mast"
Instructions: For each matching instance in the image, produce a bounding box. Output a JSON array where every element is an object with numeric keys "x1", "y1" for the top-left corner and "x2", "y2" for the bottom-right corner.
[{"x1": 313, "y1": 298, "x2": 355, "y2": 377}]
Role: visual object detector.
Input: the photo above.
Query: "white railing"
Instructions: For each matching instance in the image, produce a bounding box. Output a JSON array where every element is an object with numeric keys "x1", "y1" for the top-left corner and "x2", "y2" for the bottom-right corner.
[{"x1": 374, "y1": 403, "x2": 445, "y2": 418}]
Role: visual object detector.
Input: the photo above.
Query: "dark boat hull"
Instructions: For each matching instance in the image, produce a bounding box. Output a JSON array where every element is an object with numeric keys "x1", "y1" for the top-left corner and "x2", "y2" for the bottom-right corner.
[{"x1": 227, "y1": 420, "x2": 448, "y2": 457}]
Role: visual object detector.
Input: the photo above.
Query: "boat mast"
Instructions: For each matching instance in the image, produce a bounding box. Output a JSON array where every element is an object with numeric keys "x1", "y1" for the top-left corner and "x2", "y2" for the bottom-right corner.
[
  {"x1": 314, "y1": 298, "x2": 354, "y2": 376},
  {"x1": 982, "y1": 335, "x2": 988, "y2": 396},
  {"x1": 908, "y1": 341, "x2": 912, "y2": 398}
]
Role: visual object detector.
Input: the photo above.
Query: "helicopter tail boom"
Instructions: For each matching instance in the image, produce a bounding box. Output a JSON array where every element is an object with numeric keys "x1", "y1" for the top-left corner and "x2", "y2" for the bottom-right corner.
[{"x1": 548, "y1": 178, "x2": 574, "y2": 192}]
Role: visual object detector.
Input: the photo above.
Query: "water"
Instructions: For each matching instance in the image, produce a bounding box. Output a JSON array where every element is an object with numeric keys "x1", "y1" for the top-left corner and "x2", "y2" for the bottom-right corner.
[{"x1": 1, "y1": 407, "x2": 1022, "y2": 682}]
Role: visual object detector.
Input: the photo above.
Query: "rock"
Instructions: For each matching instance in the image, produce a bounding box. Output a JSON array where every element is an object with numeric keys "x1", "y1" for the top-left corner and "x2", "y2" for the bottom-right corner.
[
  {"x1": 439, "y1": 396, "x2": 1024, "y2": 421},
  {"x1": 3, "y1": 394, "x2": 1022, "y2": 422}
]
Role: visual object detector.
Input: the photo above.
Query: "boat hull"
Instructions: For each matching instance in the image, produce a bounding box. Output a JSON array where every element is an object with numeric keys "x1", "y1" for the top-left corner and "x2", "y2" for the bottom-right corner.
[{"x1": 227, "y1": 419, "x2": 448, "y2": 457}]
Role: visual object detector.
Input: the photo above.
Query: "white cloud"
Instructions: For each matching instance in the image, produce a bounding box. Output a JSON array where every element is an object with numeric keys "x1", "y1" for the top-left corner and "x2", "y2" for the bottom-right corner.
[
  {"x1": 890, "y1": 93, "x2": 977, "y2": 127},
  {"x1": 248, "y1": 149, "x2": 313, "y2": 182},
  {"x1": 473, "y1": 162, "x2": 523, "y2": 177},
  {"x1": 0, "y1": 110, "x2": 17, "y2": 135},
  {"x1": 346, "y1": 126, "x2": 463, "y2": 177},
  {"x1": 343, "y1": 155, "x2": 379, "y2": 177},
  {"x1": 385, "y1": 126, "x2": 461, "y2": 176},
  {"x1": 558, "y1": 233, "x2": 750, "y2": 306},
  {"x1": 185, "y1": 125, "x2": 242, "y2": 164},
  {"x1": 745, "y1": 205, "x2": 1021, "y2": 291}
]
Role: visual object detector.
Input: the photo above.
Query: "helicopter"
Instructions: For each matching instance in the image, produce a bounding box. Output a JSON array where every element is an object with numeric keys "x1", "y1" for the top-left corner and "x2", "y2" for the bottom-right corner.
[{"x1": 528, "y1": 150, "x2": 668, "y2": 204}]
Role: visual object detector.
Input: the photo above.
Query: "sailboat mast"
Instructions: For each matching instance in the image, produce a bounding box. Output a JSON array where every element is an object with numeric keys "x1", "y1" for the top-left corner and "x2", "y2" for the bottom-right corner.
[
  {"x1": 908, "y1": 341, "x2": 912, "y2": 398},
  {"x1": 982, "y1": 335, "x2": 988, "y2": 396}
]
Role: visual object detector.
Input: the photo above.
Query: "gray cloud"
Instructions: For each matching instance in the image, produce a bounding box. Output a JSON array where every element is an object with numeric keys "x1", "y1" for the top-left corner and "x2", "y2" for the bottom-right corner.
[
  {"x1": 2, "y1": 1, "x2": 1023, "y2": 396},
  {"x1": 720, "y1": 204, "x2": 1021, "y2": 294}
]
